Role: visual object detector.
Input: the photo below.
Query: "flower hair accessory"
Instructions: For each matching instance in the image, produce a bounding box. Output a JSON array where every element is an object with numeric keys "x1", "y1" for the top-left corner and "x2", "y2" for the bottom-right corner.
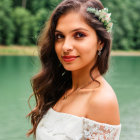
[{"x1": 87, "y1": 7, "x2": 113, "y2": 33}]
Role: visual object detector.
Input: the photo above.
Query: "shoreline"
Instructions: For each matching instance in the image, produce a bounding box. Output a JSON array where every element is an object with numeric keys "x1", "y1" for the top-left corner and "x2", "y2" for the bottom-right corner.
[
  {"x1": 0, "y1": 46, "x2": 38, "y2": 56},
  {"x1": 0, "y1": 46, "x2": 140, "y2": 56}
]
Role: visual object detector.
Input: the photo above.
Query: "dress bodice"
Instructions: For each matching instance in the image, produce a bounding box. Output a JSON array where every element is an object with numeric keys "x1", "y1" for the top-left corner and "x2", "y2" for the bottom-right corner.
[{"x1": 36, "y1": 107, "x2": 121, "y2": 140}]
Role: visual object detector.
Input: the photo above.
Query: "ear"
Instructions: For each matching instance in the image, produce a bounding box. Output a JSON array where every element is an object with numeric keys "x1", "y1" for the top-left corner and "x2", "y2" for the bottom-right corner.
[{"x1": 97, "y1": 40, "x2": 104, "y2": 51}]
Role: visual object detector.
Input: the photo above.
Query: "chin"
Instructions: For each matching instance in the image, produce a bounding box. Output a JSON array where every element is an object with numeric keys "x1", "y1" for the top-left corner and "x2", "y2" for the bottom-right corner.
[
  {"x1": 63, "y1": 64, "x2": 83, "y2": 72},
  {"x1": 63, "y1": 66, "x2": 76, "y2": 71}
]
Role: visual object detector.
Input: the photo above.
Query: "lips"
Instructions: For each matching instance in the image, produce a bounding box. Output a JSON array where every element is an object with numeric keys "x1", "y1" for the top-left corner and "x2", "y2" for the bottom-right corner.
[{"x1": 62, "y1": 55, "x2": 79, "y2": 62}]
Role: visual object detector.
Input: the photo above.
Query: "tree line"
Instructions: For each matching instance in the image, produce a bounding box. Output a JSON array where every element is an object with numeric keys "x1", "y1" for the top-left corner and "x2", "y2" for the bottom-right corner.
[{"x1": 0, "y1": 0, "x2": 139, "y2": 50}]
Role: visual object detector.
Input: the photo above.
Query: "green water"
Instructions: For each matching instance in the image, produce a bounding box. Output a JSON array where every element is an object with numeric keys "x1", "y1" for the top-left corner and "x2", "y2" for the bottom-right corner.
[{"x1": 0, "y1": 56, "x2": 140, "y2": 140}]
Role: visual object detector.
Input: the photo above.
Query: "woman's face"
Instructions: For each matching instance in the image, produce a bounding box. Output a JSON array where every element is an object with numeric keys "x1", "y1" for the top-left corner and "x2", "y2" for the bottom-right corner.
[{"x1": 55, "y1": 11, "x2": 102, "y2": 72}]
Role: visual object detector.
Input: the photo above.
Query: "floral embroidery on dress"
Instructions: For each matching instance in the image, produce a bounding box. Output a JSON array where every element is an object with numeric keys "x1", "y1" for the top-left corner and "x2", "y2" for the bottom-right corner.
[{"x1": 83, "y1": 118, "x2": 121, "y2": 140}]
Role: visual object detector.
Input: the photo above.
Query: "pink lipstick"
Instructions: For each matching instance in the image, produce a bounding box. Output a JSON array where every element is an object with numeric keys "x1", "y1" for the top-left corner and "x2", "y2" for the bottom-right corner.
[{"x1": 62, "y1": 55, "x2": 78, "y2": 62}]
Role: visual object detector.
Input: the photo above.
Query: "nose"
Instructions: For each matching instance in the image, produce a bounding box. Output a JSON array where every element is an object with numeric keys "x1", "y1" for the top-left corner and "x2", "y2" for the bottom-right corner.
[{"x1": 62, "y1": 37, "x2": 73, "y2": 53}]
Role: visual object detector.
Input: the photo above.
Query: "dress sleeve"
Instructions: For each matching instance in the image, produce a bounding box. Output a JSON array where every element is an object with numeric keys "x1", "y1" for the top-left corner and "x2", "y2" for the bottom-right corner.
[{"x1": 83, "y1": 118, "x2": 121, "y2": 140}]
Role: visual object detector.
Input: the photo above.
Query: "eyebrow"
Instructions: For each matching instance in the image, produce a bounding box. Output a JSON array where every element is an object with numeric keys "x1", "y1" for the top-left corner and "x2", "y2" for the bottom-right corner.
[{"x1": 55, "y1": 27, "x2": 89, "y2": 33}]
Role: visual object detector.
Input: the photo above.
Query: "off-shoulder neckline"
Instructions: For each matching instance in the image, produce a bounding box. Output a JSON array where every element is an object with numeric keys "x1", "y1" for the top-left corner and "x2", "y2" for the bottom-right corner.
[{"x1": 49, "y1": 107, "x2": 121, "y2": 128}]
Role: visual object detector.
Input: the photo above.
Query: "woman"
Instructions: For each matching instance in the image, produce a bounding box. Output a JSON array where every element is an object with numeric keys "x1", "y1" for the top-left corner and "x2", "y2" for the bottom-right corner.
[{"x1": 27, "y1": 0, "x2": 121, "y2": 139}]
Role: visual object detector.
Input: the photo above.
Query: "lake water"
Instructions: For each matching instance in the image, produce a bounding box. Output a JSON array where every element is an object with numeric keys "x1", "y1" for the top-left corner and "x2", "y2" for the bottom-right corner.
[{"x1": 0, "y1": 56, "x2": 140, "y2": 140}]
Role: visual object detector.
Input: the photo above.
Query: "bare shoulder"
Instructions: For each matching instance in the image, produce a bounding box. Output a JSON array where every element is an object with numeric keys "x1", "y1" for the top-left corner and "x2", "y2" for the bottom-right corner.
[{"x1": 86, "y1": 76, "x2": 120, "y2": 125}]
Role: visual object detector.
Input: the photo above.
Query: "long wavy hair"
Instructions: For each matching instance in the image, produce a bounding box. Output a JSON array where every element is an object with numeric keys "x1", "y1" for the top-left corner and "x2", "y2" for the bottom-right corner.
[{"x1": 27, "y1": 0, "x2": 112, "y2": 137}]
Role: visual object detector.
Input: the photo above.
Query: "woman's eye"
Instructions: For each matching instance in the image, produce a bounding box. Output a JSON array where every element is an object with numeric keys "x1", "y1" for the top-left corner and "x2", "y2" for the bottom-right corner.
[
  {"x1": 55, "y1": 34, "x2": 64, "y2": 40},
  {"x1": 75, "y1": 32, "x2": 86, "y2": 38}
]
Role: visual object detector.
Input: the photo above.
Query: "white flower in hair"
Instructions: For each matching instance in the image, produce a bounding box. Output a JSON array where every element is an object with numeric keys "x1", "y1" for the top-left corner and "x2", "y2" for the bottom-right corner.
[{"x1": 87, "y1": 7, "x2": 113, "y2": 33}]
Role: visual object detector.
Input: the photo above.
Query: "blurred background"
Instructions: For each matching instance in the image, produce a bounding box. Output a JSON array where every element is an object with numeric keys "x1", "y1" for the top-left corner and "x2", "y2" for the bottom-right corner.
[
  {"x1": 0, "y1": 0, "x2": 140, "y2": 49},
  {"x1": 0, "y1": 0, "x2": 140, "y2": 140}
]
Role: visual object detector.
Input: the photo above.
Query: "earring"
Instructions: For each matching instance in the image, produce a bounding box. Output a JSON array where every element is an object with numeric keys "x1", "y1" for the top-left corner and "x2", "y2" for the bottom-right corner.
[{"x1": 98, "y1": 48, "x2": 102, "y2": 56}]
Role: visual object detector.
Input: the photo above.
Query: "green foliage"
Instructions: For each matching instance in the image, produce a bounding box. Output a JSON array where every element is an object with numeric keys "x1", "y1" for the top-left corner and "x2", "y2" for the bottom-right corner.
[
  {"x1": 35, "y1": 8, "x2": 51, "y2": 32},
  {"x1": 0, "y1": 0, "x2": 140, "y2": 50},
  {"x1": 0, "y1": 0, "x2": 15, "y2": 45},
  {"x1": 102, "y1": 0, "x2": 140, "y2": 50},
  {"x1": 22, "y1": 0, "x2": 61, "y2": 14},
  {"x1": 12, "y1": 7, "x2": 33, "y2": 45}
]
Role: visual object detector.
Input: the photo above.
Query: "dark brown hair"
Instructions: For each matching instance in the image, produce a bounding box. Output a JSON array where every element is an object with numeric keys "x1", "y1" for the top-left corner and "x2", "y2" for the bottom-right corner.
[{"x1": 27, "y1": 0, "x2": 112, "y2": 137}]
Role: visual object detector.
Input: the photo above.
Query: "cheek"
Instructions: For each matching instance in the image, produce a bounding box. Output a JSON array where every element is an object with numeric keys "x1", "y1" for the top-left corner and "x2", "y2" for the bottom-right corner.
[
  {"x1": 78, "y1": 41, "x2": 97, "y2": 56},
  {"x1": 77, "y1": 41, "x2": 98, "y2": 64}
]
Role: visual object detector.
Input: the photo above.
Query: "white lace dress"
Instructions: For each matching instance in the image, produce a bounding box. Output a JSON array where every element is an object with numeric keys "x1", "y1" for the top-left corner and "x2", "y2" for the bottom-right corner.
[{"x1": 36, "y1": 107, "x2": 121, "y2": 140}]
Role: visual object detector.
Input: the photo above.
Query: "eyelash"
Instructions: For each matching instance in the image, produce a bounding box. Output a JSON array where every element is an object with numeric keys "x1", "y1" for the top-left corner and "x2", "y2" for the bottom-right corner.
[{"x1": 55, "y1": 32, "x2": 86, "y2": 41}]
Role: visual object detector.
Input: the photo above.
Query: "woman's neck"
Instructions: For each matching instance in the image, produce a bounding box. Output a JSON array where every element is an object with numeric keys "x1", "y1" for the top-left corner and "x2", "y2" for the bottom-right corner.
[{"x1": 71, "y1": 67, "x2": 101, "y2": 90}]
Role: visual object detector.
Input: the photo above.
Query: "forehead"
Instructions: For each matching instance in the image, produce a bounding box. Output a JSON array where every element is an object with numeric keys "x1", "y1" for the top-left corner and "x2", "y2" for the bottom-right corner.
[{"x1": 56, "y1": 11, "x2": 95, "y2": 32}]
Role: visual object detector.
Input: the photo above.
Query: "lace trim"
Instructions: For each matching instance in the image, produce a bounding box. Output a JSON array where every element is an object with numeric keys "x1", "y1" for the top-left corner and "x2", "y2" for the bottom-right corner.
[{"x1": 83, "y1": 119, "x2": 121, "y2": 140}]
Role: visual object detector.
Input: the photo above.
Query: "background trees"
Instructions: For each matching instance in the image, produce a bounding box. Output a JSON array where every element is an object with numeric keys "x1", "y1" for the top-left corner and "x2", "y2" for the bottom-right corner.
[
  {"x1": 0, "y1": 0, "x2": 15, "y2": 45},
  {"x1": 0, "y1": 0, "x2": 139, "y2": 50},
  {"x1": 102, "y1": 0, "x2": 140, "y2": 50}
]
